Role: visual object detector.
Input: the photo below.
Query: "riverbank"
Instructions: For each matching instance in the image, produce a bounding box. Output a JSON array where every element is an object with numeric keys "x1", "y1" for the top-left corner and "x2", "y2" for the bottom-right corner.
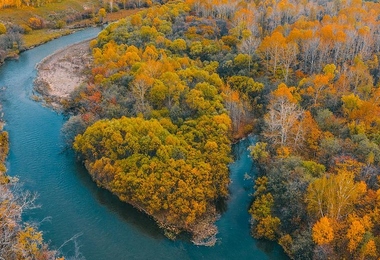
[
  {"x1": 0, "y1": 98, "x2": 7, "y2": 175},
  {"x1": 21, "y1": 8, "x2": 140, "y2": 50},
  {"x1": 0, "y1": 7, "x2": 140, "y2": 66},
  {"x1": 0, "y1": 83, "x2": 60, "y2": 259},
  {"x1": 34, "y1": 38, "x2": 93, "y2": 109},
  {"x1": 1, "y1": 27, "x2": 287, "y2": 258}
]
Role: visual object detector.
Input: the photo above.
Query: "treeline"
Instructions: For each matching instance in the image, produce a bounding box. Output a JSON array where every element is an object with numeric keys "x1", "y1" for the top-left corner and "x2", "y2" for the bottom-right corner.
[
  {"x1": 0, "y1": 0, "x2": 160, "y2": 9},
  {"x1": 0, "y1": 0, "x2": 54, "y2": 8},
  {"x1": 0, "y1": 0, "x2": 79, "y2": 9}
]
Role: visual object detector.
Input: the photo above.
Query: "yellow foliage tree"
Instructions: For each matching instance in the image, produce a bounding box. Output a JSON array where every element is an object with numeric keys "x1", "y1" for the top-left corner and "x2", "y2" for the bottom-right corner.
[
  {"x1": 306, "y1": 164, "x2": 367, "y2": 220},
  {"x1": 361, "y1": 240, "x2": 377, "y2": 258},
  {"x1": 312, "y1": 216, "x2": 334, "y2": 245},
  {"x1": 347, "y1": 220, "x2": 365, "y2": 253}
]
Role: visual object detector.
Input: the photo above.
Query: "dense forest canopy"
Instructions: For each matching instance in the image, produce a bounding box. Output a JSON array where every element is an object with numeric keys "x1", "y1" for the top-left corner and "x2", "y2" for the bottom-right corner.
[
  {"x1": 67, "y1": 0, "x2": 380, "y2": 257},
  {"x1": 1, "y1": 0, "x2": 379, "y2": 257},
  {"x1": 70, "y1": 2, "x2": 236, "y2": 244}
]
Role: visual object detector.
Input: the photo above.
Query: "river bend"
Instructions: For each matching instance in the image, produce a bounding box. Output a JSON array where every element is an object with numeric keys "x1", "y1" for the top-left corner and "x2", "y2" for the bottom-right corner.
[{"x1": 0, "y1": 28, "x2": 286, "y2": 259}]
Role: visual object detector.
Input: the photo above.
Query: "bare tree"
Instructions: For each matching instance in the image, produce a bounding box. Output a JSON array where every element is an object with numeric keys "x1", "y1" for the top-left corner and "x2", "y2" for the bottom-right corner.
[
  {"x1": 264, "y1": 97, "x2": 304, "y2": 150},
  {"x1": 0, "y1": 181, "x2": 57, "y2": 259},
  {"x1": 239, "y1": 36, "x2": 260, "y2": 72},
  {"x1": 131, "y1": 75, "x2": 152, "y2": 116}
]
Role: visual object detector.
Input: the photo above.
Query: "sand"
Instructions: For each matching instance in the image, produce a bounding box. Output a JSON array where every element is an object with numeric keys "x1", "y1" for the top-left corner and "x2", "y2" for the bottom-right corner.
[{"x1": 34, "y1": 39, "x2": 93, "y2": 108}]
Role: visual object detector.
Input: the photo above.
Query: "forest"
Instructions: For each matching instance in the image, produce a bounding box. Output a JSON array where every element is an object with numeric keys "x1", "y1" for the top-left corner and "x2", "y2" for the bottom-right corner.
[
  {"x1": 70, "y1": 2, "x2": 234, "y2": 243},
  {"x1": 64, "y1": 0, "x2": 380, "y2": 258},
  {"x1": 0, "y1": 0, "x2": 379, "y2": 257}
]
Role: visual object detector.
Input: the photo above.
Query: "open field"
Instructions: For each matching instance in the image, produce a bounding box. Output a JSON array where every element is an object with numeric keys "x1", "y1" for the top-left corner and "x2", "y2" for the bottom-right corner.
[
  {"x1": 0, "y1": 3, "x2": 139, "y2": 49},
  {"x1": 22, "y1": 28, "x2": 72, "y2": 48}
]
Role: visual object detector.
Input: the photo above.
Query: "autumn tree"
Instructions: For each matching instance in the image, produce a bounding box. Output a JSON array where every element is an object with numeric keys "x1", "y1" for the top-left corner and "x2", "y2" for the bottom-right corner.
[
  {"x1": 257, "y1": 32, "x2": 298, "y2": 81},
  {"x1": 249, "y1": 178, "x2": 280, "y2": 241},
  {"x1": 74, "y1": 116, "x2": 231, "y2": 241},
  {"x1": 60, "y1": 0, "x2": 380, "y2": 257},
  {"x1": 0, "y1": 23, "x2": 6, "y2": 35},
  {"x1": 306, "y1": 162, "x2": 367, "y2": 220},
  {"x1": 131, "y1": 74, "x2": 154, "y2": 116},
  {"x1": 264, "y1": 83, "x2": 304, "y2": 151},
  {"x1": 312, "y1": 216, "x2": 334, "y2": 245}
]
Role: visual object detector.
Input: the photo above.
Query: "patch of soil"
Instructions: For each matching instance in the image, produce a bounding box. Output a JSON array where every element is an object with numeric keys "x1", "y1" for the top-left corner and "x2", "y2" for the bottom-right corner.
[{"x1": 34, "y1": 39, "x2": 93, "y2": 109}]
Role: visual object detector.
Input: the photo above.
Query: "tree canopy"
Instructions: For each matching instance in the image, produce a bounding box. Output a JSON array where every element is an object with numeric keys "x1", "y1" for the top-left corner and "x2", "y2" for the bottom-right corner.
[{"x1": 62, "y1": 0, "x2": 380, "y2": 256}]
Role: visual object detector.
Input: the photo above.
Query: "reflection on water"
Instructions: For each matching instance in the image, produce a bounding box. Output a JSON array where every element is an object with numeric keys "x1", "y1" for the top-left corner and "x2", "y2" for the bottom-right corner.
[{"x1": 72, "y1": 157, "x2": 166, "y2": 240}]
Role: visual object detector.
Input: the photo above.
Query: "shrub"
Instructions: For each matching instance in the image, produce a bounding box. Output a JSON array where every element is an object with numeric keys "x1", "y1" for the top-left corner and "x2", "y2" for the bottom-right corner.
[
  {"x1": 55, "y1": 20, "x2": 66, "y2": 29},
  {"x1": 28, "y1": 17, "x2": 45, "y2": 30},
  {"x1": 21, "y1": 24, "x2": 32, "y2": 34},
  {"x1": 0, "y1": 23, "x2": 6, "y2": 35}
]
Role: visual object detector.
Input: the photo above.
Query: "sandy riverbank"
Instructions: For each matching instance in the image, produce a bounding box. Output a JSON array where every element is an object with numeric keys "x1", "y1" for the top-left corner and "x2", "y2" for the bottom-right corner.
[{"x1": 34, "y1": 39, "x2": 93, "y2": 109}]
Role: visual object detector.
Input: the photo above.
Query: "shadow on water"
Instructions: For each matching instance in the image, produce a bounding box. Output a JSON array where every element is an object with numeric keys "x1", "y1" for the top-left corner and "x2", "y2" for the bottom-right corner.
[
  {"x1": 215, "y1": 197, "x2": 228, "y2": 214},
  {"x1": 256, "y1": 239, "x2": 284, "y2": 255},
  {"x1": 71, "y1": 156, "x2": 166, "y2": 241}
]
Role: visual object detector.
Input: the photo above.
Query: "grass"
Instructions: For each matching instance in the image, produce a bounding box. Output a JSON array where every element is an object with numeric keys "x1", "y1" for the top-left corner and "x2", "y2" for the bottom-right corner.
[
  {"x1": 22, "y1": 28, "x2": 72, "y2": 48},
  {"x1": 0, "y1": 1, "x2": 89, "y2": 24},
  {"x1": 0, "y1": 1, "x2": 140, "y2": 49}
]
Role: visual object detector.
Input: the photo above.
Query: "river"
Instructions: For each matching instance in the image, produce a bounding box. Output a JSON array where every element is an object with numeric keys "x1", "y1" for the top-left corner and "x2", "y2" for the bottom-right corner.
[{"x1": 0, "y1": 27, "x2": 287, "y2": 259}]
